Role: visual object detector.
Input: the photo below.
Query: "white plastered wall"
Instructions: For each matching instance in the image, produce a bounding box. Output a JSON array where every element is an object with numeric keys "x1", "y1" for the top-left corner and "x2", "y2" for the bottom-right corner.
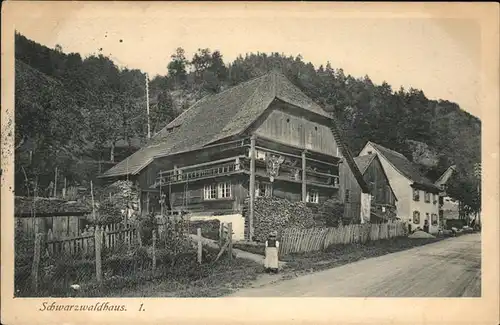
[{"x1": 189, "y1": 213, "x2": 245, "y2": 241}]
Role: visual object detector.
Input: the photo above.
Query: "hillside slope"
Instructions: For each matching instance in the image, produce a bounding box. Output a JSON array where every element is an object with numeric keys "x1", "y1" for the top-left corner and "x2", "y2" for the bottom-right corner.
[{"x1": 14, "y1": 33, "x2": 481, "y2": 212}]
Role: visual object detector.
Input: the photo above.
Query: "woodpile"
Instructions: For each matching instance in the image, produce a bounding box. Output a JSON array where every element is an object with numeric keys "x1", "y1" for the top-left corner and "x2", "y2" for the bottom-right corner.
[{"x1": 252, "y1": 197, "x2": 315, "y2": 242}]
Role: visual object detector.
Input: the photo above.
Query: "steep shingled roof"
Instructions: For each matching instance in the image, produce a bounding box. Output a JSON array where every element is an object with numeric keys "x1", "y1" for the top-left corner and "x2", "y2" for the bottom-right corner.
[
  {"x1": 367, "y1": 141, "x2": 440, "y2": 191},
  {"x1": 101, "y1": 71, "x2": 332, "y2": 178}
]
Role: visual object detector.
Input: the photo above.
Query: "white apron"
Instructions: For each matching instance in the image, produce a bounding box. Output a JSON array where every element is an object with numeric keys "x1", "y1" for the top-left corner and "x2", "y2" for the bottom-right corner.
[{"x1": 264, "y1": 240, "x2": 279, "y2": 269}]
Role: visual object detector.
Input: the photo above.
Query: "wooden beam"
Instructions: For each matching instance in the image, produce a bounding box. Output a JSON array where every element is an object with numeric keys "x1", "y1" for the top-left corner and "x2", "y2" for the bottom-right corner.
[
  {"x1": 249, "y1": 135, "x2": 256, "y2": 241},
  {"x1": 302, "y1": 150, "x2": 307, "y2": 202}
]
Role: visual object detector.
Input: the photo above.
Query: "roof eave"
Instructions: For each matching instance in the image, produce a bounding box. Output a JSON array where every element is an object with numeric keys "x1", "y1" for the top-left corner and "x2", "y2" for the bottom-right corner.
[{"x1": 411, "y1": 182, "x2": 441, "y2": 193}]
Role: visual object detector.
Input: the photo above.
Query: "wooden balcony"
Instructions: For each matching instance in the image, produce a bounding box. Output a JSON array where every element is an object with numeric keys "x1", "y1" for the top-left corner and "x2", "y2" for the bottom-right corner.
[
  {"x1": 154, "y1": 141, "x2": 340, "y2": 189},
  {"x1": 156, "y1": 156, "x2": 244, "y2": 186}
]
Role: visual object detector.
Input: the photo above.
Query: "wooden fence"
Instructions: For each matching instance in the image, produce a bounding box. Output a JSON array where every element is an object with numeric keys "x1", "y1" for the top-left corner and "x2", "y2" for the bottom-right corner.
[
  {"x1": 279, "y1": 222, "x2": 407, "y2": 256},
  {"x1": 45, "y1": 223, "x2": 138, "y2": 257}
]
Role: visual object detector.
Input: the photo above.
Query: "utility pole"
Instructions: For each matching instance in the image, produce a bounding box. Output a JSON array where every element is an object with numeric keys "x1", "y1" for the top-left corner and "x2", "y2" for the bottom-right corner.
[{"x1": 146, "y1": 72, "x2": 151, "y2": 139}]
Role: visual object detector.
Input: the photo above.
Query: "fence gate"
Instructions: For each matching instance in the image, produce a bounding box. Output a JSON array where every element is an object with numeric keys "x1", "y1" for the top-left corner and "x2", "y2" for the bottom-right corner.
[{"x1": 215, "y1": 222, "x2": 233, "y2": 261}]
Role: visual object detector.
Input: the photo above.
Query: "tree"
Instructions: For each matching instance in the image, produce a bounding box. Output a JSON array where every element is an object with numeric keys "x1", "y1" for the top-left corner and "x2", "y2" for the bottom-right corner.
[
  {"x1": 208, "y1": 50, "x2": 228, "y2": 81},
  {"x1": 167, "y1": 47, "x2": 189, "y2": 89},
  {"x1": 150, "y1": 91, "x2": 176, "y2": 134},
  {"x1": 446, "y1": 171, "x2": 481, "y2": 217},
  {"x1": 191, "y1": 48, "x2": 213, "y2": 84}
]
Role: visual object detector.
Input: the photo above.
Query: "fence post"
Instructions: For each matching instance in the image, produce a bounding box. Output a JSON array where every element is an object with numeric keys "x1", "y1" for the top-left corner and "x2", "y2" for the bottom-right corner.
[
  {"x1": 95, "y1": 226, "x2": 103, "y2": 284},
  {"x1": 31, "y1": 233, "x2": 42, "y2": 293},
  {"x1": 197, "y1": 228, "x2": 202, "y2": 264},
  {"x1": 228, "y1": 223, "x2": 233, "y2": 261},
  {"x1": 152, "y1": 230, "x2": 156, "y2": 273},
  {"x1": 137, "y1": 223, "x2": 143, "y2": 247},
  {"x1": 219, "y1": 223, "x2": 224, "y2": 248}
]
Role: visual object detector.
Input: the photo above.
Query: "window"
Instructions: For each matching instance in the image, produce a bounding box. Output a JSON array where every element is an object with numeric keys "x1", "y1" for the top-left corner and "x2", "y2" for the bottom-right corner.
[
  {"x1": 345, "y1": 189, "x2": 350, "y2": 203},
  {"x1": 413, "y1": 211, "x2": 420, "y2": 224},
  {"x1": 424, "y1": 192, "x2": 431, "y2": 203},
  {"x1": 433, "y1": 194, "x2": 437, "y2": 205},
  {"x1": 306, "y1": 190, "x2": 319, "y2": 204},
  {"x1": 413, "y1": 188, "x2": 420, "y2": 201},
  {"x1": 431, "y1": 213, "x2": 438, "y2": 226},
  {"x1": 256, "y1": 182, "x2": 272, "y2": 197},
  {"x1": 218, "y1": 182, "x2": 232, "y2": 198},
  {"x1": 204, "y1": 184, "x2": 217, "y2": 200}
]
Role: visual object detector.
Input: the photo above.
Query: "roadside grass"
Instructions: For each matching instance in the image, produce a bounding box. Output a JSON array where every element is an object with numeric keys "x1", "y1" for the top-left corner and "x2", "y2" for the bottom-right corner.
[
  {"x1": 280, "y1": 236, "x2": 446, "y2": 279},
  {"x1": 77, "y1": 257, "x2": 262, "y2": 297},
  {"x1": 71, "y1": 236, "x2": 451, "y2": 297},
  {"x1": 233, "y1": 242, "x2": 265, "y2": 256}
]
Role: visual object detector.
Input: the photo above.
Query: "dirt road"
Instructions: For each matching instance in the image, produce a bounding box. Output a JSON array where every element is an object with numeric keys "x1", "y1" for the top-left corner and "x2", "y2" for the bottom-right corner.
[{"x1": 230, "y1": 233, "x2": 481, "y2": 297}]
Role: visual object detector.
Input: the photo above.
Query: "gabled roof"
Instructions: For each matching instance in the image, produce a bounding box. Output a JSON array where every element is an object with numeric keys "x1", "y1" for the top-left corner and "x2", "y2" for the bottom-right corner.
[
  {"x1": 101, "y1": 71, "x2": 332, "y2": 178},
  {"x1": 364, "y1": 141, "x2": 440, "y2": 192},
  {"x1": 355, "y1": 153, "x2": 398, "y2": 200},
  {"x1": 354, "y1": 153, "x2": 377, "y2": 174},
  {"x1": 435, "y1": 165, "x2": 457, "y2": 187}
]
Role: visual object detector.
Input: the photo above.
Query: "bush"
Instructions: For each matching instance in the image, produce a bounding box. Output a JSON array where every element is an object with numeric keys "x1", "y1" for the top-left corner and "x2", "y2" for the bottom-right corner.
[
  {"x1": 316, "y1": 198, "x2": 344, "y2": 227},
  {"x1": 189, "y1": 219, "x2": 221, "y2": 241},
  {"x1": 93, "y1": 199, "x2": 123, "y2": 225},
  {"x1": 445, "y1": 219, "x2": 467, "y2": 230}
]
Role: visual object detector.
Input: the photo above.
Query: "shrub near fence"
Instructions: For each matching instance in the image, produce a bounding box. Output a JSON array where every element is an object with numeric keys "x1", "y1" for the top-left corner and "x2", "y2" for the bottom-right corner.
[{"x1": 279, "y1": 222, "x2": 407, "y2": 256}]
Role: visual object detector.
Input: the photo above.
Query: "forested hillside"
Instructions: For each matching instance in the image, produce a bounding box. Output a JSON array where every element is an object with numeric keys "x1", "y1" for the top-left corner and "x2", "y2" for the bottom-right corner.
[{"x1": 13, "y1": 32, "x2": 481, "y2": 212}]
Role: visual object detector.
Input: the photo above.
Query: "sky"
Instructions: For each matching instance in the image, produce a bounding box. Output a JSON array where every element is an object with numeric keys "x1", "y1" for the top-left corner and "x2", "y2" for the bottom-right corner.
[{"x1": 12, "y1": 2, "x2": 482, "y2": 118}]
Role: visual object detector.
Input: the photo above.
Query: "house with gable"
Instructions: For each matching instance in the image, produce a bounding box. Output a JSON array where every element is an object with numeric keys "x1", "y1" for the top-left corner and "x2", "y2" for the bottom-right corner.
[
  {"x1": 100, "y1": 71, "x2": 369, "y2": 241},
  {"x1": 434, "y1": 165, "x2": 459, "y2": 223},
  {"x1": 358, "y1": 141, "x2": 441, "y2": 234},
  {"x1": 352, "y1": 153, "x2": 398, "y2": 223}
]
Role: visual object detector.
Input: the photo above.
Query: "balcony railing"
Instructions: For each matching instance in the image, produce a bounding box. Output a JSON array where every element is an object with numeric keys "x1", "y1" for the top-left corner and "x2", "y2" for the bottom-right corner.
[{"x1": 157, "y1": 157, "x2": 242, "y2": 186}]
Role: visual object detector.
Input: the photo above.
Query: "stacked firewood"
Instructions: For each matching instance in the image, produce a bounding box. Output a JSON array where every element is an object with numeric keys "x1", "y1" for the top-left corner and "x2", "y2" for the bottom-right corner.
[{"x1": 253, "y1": 197, "x2": 315, "y2": 242}]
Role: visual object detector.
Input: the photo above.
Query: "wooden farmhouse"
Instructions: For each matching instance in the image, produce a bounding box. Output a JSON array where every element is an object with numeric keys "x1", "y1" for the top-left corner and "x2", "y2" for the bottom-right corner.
[
  {"x1": 340, "y1": 153, "x2": 398, "y2": 223},
  {"x1": 100, "y1": 71, "x2": 369, "y2": 241},
  {"x1": 358, "y1": 141, "x2": 442, "y2": 234}
]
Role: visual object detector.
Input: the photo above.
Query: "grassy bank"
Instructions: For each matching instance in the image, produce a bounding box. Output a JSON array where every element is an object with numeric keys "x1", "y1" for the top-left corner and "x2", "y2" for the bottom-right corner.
[{"x1": 76, "y1": 257, "x2": 262, "y2": 297}]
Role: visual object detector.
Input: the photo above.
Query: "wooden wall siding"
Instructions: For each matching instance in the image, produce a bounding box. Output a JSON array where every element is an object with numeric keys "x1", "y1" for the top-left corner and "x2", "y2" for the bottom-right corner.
[
  {"x1": 16, "y1": 215, "x2": 86, "y2": 239},
  {"x1": 241, "y1": 179, "x2": 337, "y2": 205},
  {"x1": 339, "y1": 161, "x2": 362, "y2": 221},
  {"x1": 166, "y1": 176, "x2": 246, "y2": 214},
  {"x1": 254, "y1": 107, "x2": 339, "y2": 157},
  {"x1": 272, "y1": 182, "x2": 302, "y2": 202},
  {"x1": 364, "y1": 157, "x2": 396, "y2": 206},
  {"x1": 359, "y1": 143, "x2": 412, "y2": 220}
]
